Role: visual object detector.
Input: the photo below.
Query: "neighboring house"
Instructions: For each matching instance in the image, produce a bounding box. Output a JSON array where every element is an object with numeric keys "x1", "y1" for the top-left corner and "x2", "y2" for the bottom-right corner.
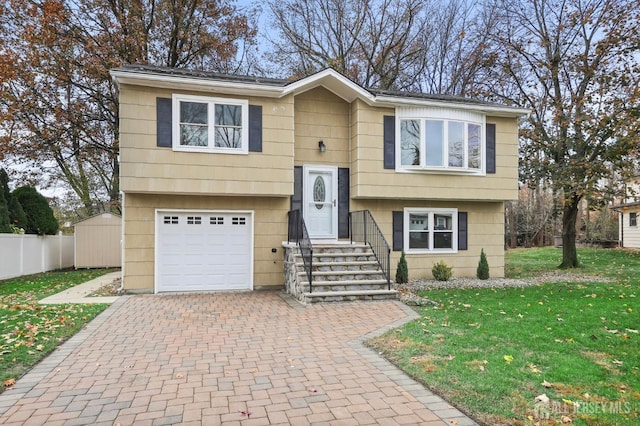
[
  {"x1": 74, "y1": 213, "x2": 122, "y2": 268},
  {"x1": 613, "y1": 177, "x2": 640, "y2": 248},
  {"x1": 110, "y1": 65, "x2": 528, "y2": 294}
]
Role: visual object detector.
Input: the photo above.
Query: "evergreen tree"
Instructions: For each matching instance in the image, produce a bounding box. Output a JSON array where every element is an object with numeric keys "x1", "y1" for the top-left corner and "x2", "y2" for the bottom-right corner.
[
  {"x1": 0, "y1": 188, "x2": 11, "y2": 232},
  {"x1": 395, "y1": 251, "x2": 408, "y2": 284},
  {"x1": 477, "y1": 249, "x2": 490, "y2": 280},
  {"x1": 11, "y1": 186, "x2": 59, "y2": 235}
]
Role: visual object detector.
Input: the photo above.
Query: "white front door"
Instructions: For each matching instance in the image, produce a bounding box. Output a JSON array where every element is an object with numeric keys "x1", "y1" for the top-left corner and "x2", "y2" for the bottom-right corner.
[{"x1": 304, "y1": 166, "x2": 338, "y2": 239}]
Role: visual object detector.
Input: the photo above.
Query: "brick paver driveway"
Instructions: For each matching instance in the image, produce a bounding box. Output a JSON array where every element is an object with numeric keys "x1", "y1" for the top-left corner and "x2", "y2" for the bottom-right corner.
[{"x1": 0, "y1": 292, "x2": 475, "y2": 425}]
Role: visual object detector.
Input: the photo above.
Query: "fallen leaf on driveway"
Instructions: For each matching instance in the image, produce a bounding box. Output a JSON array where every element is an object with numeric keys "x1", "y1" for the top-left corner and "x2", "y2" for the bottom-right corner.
[{"x1": 3, "y1": 378, "x2": 16, "y2": 388}]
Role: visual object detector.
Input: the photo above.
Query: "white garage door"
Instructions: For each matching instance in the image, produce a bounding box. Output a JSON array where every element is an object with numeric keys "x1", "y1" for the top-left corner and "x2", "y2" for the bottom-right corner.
[{"x1": 156, "y1": 211, "x2": 253, "y2": 292}]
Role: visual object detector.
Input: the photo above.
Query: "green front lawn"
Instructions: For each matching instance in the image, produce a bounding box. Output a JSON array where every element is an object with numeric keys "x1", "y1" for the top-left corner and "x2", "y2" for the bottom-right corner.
[
  {"x1": 0, "y1": 269, "x2": 114, "y2": 392},
  {"x1": 370, "y1": 248, "x2": 640, "y2": 425}
]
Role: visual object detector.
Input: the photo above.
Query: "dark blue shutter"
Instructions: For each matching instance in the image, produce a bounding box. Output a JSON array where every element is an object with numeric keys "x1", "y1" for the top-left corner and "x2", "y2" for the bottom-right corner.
[
  {"x1": 458, "y1": 212, "x2": 468, "y2": 250},
  {"x1": 486, "y1": 123, "x2": 496, "y2": 174},
  {"x1": 291, "y1": 166, "x2": 302, "y2": 212},
  {"x1": 249, "y1": 105, "x2": 262, "y2": 152},
  {"x1": 392, "y1": 211, "x2": 403, "y2": 251},
  {"x1": 384, "y1": 115, "x2": 395, "y2": 169},
  {"x1": 338, "y1": 168, "x2": 350, "y2": 238},
  {"x1": 156, "y1": 97, "x2": 172, "y2": 147}
]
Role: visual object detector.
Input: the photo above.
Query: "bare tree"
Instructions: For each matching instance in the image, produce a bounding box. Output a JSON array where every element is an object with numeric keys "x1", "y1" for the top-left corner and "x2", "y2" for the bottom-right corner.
[
  {"x1": 267, "y1": 0, "x2": 428, "y2": 90},
  {"x1": 478, "y1": 0, "x2": 640, "y2": 268}
]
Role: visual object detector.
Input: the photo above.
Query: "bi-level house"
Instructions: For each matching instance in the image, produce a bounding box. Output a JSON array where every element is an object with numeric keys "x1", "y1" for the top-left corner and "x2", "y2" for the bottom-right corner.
[
  {"x1": 110, "y1": 65, "x2": 528, "y2": 300},
  {"x1": 614, "y1": 176, "x2": 640, "y2": 248}
]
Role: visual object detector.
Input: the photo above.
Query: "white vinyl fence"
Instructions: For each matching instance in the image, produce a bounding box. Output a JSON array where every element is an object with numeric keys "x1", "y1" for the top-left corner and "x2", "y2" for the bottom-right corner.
[{"x1": 0, "y1": 233, "x2": 75, "y2": 281}]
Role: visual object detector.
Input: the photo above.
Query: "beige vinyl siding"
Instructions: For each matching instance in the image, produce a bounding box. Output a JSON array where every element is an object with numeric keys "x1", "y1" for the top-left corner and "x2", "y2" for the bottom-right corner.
[
  {"x1": 350, "y1": 100, "x2": 519, "y2": 201},
  {"x1": 621, "y1": 207, "x2": 640, "y2": 248},
  {"x1": 118, "y1": 84, "x2": 295, "y2": 197},
  {"x1": 294, "y1": 87, "x2": 350, "y2": 168},
  {"x1": 351, "y1": 199, "x2": 506, "y2": 278},
  {"x1": 122, "y1": 193, "x2": 288, "y2": 292},
  {"x1": 74, "y1": 213, "x2": 122, "y2": 268}
]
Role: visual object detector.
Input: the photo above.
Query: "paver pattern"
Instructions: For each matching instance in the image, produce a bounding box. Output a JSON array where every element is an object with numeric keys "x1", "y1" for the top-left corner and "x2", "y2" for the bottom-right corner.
[{"x1": 0, "y1": 292, "x2": 475, "y2": 425}]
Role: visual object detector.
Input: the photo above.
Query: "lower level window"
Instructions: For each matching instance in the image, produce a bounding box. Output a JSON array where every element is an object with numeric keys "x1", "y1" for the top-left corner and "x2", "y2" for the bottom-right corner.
[{"x1": 405, "y1": 208, "x2": 458, "y2": 253}]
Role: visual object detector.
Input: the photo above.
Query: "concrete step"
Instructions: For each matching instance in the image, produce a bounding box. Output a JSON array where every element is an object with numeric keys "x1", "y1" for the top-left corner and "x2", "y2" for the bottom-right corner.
[
  {"x1": 299, "y1": 279, "x2": 390, "y2": 293},
  {"x1": 300, "y1": 270, "x2": 385, "y2": 281},
  {"x1": 301, "y1": 289, "x2": 399, "y2": 303}
]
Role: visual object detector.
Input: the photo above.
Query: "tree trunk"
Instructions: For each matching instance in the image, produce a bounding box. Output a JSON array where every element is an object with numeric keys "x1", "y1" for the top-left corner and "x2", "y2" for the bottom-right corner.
[{"x1": 560, "y1": 195, "x2": 580, "y2": 268}]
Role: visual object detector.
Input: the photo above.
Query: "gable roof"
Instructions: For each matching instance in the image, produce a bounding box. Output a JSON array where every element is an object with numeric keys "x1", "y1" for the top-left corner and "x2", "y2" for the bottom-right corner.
[{"x1": 110, "y1": 64, "x2": 530, "y2": 117}]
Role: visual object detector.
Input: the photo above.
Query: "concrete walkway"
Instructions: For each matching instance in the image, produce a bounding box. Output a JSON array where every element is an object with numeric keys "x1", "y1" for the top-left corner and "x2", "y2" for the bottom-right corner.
[
  {"x1": 1, "y1": 291, "x2": 477, "y2": 425},
  {"x1": 39, "y1": 272, "x2": 122, "y2": 305}
]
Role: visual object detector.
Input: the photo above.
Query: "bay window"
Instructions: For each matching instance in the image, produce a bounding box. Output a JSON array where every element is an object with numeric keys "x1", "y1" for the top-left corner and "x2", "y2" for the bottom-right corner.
[{"x1": 398, "y1": 108, "x2": 484, "y2": 172}]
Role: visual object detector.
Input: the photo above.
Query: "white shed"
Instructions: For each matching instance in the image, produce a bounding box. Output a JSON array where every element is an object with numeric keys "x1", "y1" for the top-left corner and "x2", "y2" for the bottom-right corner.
[{"x1": 74, "y1": 213, "x2": 122, "y2": 268}]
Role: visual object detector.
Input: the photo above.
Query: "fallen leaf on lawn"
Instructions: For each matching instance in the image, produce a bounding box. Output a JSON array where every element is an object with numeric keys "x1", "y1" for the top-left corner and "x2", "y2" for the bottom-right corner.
[
  {"x1": 561, "y1": 415, "x2": 572, "y2": 423},
  {"x1": 447, "y1": 354, "x2": 455, "y2": 360},
  {"x1": 535, "y1": 394, "x2": 549, "y2": 404},
  {"x1": 3, "y1": 378, "x2": 16, "y2": 388},
  {"x1": 562, "y1": 399, "x2": 574, "y2": 406},
  {"x1": 626, "y1": 328, "x2": 638, "y2": 334},
  {"x1": 541, "y1": 380, "x2": 553, "y2": 388},
  {"x1": 606, "y1": 328, "x2": 619, "y2": 334},
  {"x1": 612, "y1": 360, "x2": 623, "y2": 366},
  {"x1": 557, "y1": 317, "x2": 564, "y2": 321},
  {"x1": 504, "y1": 355, "x2": 514, "y2": 364},
  {"x1": 528, "y1": 363, "x2": 542, "y2": 373},
  {"x1": 583, "y1": 393, "x2": 590, "y2": 399}
]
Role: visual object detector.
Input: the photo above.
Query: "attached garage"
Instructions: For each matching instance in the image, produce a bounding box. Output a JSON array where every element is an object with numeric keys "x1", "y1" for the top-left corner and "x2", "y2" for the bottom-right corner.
[{"x1": 155, "y1": 210, "x2": 253, "y2": 292}]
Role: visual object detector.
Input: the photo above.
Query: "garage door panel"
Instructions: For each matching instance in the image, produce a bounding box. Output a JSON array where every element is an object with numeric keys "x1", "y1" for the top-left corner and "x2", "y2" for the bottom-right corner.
[{"x1": 156, "y1": 212, "x2": 252, "y2": 292}]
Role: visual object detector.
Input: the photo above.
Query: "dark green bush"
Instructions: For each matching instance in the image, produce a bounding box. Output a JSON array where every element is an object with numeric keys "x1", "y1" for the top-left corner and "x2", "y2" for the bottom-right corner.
[
  {"x1": 432, "y1": 260, "x2": 453, "y2": 281},
  {"x1": 395, "y1": 251, "x2": 408, "y2": 284},
  {"x1": 477, "y1": 248, "x2": 490, "y2": 280}
]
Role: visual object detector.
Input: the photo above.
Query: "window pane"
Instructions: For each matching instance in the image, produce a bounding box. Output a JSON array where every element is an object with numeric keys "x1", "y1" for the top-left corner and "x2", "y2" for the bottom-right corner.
[
  {"x1": 409, "y1": 232, "x2": 429, "y2": 249},
  {"x1": 434, "y1": 232, "x2": 453, "y2": 249},
  {"x1": 180, "y1": 124, "x2": 208, "y2": 146},
  {"x1": 409, "y1": 213, "x2": 428, "y2": 230},
  {"x1": 448, "y1": 121, "x2": 464, "y2": 167},
  {"x1": 434, "y1": 214, "x2": 452, "y2": 230},
  {"x1": 425, "y1": 120, "x2": 444, "y2": 166},
  {"x1": 468, "y1": 123, "x2": 481, "y2": 169},
  {"x1": 180, "y1": 101, "x2": 207, "y2": 124},
  {"x1": 400, "y1": 120, "x2": 421, "y2": 165},
  {"x1": 409, "y1": 213, "x2": 429, "y2": 249},
  {"x1": 215, "y1": 126, "x2": 242, "y2": 148},
  {"x1": 215, "y1": 104, "x2": 242, "y2": 126}
]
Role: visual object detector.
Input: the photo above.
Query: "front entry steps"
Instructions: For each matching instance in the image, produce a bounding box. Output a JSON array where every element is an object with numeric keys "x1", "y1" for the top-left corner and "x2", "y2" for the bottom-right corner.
[{"x1": 284, "y1": 243, "x2": 398, "y2": 304}]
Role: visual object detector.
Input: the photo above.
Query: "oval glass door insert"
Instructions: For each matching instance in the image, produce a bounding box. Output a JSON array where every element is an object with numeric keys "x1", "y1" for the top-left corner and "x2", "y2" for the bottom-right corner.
[{"x1": 313, "y1": 176, "x2": 326, "y2": 209}]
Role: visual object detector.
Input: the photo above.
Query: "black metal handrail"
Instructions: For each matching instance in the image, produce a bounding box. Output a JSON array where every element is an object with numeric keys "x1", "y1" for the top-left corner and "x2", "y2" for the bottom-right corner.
[
  {"x1": 287, "y1": 209, "x2": 314, "y2": 292},
  {"x1": 349, "y1": 210, "x2": 391, "y2": 289}
]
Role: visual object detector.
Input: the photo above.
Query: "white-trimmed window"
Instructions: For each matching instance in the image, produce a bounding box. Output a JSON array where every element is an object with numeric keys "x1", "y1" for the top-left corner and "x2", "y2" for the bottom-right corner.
[
  {"x1": 404, "y1": 208, "x2": 458, "y2": 253},
  {"x1": 397, "y1": 108, "x2": 484, "y2": 173},
  {"x1": 172, "y1": 94, "x2": 248, "y2": 154}
]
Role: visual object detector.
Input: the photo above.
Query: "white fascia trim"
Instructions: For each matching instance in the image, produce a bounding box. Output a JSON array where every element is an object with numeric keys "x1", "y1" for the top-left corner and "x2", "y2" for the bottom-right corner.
[
  {"x1": 282, "y1": 69, "x2": 376, "y2": 104},
  {"x1": 374, "y1": 95, "x2": 531, "y2": 117},
  {"x1": 110, "y1": 70, "x2": 284, "y2": 98}
]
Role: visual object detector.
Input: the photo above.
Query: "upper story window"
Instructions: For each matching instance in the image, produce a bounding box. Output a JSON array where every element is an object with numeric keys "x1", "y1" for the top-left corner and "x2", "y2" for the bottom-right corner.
[
  {"x1": 631, "y1": 212, "x2": 638, "y2": 227},
  {"x1": 396, "y1": 107, "x2": 485, "y2": 173},
  {"x1": 172, "y1": 94, "x2": 248, "y2": 154}
]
